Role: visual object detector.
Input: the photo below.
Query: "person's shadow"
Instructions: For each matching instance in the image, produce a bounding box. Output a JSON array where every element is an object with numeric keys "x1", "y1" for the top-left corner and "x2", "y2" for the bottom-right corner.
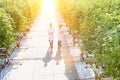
[
  {"x1": 54, "y1": 47, "x2": 62, "y2": 65},
  {"x1": 42, "y1": 47, "x2": 53, "y2": 67}
]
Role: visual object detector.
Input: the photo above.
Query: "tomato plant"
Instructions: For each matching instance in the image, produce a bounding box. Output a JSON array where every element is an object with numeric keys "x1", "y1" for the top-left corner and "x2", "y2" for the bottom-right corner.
[{"x1": 56, "y1": 0, "x2": 120, "y2": 79}]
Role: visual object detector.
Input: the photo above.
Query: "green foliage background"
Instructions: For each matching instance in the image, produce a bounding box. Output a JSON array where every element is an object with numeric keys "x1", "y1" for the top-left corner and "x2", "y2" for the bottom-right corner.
[
  {"x1": 0, "y1": 0, "x2": 41, "y2": 48},
  {"x1": 0, "y1": 0, "x2": 120, "y2": 79},
  {"x1": 56, "y1": 0, "x2": 120, "y2": 79}
]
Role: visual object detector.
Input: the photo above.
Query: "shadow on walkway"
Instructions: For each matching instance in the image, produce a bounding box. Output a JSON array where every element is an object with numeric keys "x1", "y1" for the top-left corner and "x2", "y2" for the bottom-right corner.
[
  {"x1": 54, "y1": 47, "x2": 62, "y2": 65},
  {"x1": 63, "y1": 54, "x2": 80, "y2": 80},
  {"x1": 42, "y1": 47, "x2": 53, "y2": 67},
  {"x1": 62, "y1": 37, "x2": 80, "y2": 80}
]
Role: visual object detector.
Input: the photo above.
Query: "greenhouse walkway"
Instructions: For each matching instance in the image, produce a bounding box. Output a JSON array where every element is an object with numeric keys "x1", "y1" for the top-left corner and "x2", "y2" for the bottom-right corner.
[
  {"x1": 0, "y1": 0, "x2": 96, "y2": 79},
  {"x1": 0, "y1": 5, "x2": 80, "y2": 80}
]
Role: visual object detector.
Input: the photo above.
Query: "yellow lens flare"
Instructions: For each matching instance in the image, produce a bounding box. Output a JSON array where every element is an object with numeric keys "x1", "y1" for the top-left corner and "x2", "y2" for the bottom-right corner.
[
  {"x1": 42, "y1": 0, "x2": 55, "y2": 12},
  {"x1": 42, "y1": 0, "x2": 56, "y2": 24}
]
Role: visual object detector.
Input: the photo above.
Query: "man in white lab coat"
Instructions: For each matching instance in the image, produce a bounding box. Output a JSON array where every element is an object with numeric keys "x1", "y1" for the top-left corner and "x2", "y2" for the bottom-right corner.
[{"x1": 57, "y1": 24, "x2": 63, "y2": 48}]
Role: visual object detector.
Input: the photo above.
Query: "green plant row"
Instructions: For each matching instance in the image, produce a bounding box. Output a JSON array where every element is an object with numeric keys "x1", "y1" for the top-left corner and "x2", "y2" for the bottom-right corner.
[
  {"x1": 0, "y1": 0, "x2": 41, "y2": 49},
  {"x1": 56, "y1": 0, "x2": 120, "y2": 79}
]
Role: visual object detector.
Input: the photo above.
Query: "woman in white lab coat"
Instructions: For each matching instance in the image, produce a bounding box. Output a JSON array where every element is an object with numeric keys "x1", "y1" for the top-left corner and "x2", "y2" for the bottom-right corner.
[{"x1": 48, "y1": 23, "x2": 54, "y2": 48}]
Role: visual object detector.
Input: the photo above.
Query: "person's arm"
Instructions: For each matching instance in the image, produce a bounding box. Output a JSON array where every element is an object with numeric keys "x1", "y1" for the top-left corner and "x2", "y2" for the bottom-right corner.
[
  {"x1": 48, "y1": 28, "x2": 51, "y2": 34},
  {"x1": 50, "y1": 28, "x2": 54, "y2": 34},
  {"x1": 60, "y1": 29, "x2": 63, "y2": 33},
  {"x1": 48, "y1": 29, "x2": 54, "y2": 34}
]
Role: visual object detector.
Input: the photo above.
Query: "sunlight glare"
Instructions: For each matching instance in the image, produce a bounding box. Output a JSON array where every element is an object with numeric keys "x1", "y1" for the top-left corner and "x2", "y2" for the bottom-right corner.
[
  {"x1": 42, "y1": 0, "x2": 55, "y2": 12},
  {"x1": 42, "y1": 0, "x2": 56, "y2": 26}
]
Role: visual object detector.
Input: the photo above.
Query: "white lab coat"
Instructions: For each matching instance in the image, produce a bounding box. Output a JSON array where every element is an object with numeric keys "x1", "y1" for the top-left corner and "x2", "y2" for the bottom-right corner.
[
  {"x1": 57, "y1": 28, "x2": 63, "y2": 41},
  {"x1": 48, "y1": 27, "x2": 54, "y2": 40}
]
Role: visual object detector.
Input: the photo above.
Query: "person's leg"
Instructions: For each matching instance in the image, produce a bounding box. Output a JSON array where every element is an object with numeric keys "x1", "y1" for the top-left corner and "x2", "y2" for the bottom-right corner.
[
  {"x1": 50, "y1": 40, "x2": 53, "y2": 48},
  {"x1": 58, "y1": 40, "x2": 61, "y2": 47},
  {"x1": 59, "y1": 40, "x2": 61, "y2": 47},
  {"x1": 51, "y1": 40, "x2": 53, "y2": 48},
  {"x1": 49, "y1": 39, "x2": 51, "y2": 47},
  {"x1": 49, "y1": 40, "x2": 50, "y2": 46}
]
